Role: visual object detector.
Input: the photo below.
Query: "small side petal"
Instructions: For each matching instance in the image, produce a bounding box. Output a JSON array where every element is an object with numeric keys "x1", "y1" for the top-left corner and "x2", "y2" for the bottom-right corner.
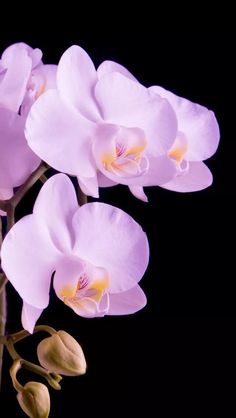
[
  {"x1": 22, "y1": 302, "x2": 43, "y2": 333},
  {"x1": 129, "y1": 186, "x2": 148, "y2": 202},
  {"x1": 78, "y1": 175, "x2": 99, "y2": 198},
  {"x1": 108, "y1": 285, "x2": 147, "y2": 315},
  {"x1": 162, "y1": 161, "x2": 213, "y2": 192}
]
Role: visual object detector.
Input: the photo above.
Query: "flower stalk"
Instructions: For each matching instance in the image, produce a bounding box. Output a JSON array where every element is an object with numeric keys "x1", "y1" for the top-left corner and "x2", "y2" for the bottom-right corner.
[
  {"x1": 0, "y1": 217, "x2": 6, "y2": 390},
  {"x1": 0, "y1": 283, "x2": 6, "y2": 390},
  {"x1": 0, "y1": 161, "x2": 49, "y2": 232},
  {"x1": 4, "y1": 336, "x2": 62, "y2": 390},
  {"x1": 77, "y1": 183, "x2": 88, "y2": 206},
  {"x1": 0, "y1": 162, "x2": 49, "y2": 390}
]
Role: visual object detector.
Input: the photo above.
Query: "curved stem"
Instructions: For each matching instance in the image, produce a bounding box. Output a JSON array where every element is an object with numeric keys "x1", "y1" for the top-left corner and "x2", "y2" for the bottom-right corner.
[
  {"x1": 6, "y1": 338, "x2": 61, "y2": 390},
  {"x1": 0, "y1": 161, "x2": 49, "y2": 213},
  {"x1": 10, "y1": 324, "x2": 57, "y2": 344},
  {"x1": 11, "y1": 161, "x2": 49, "y2": 208},
  {"x1": 10, "y1": 359, "x2": 23, "y2": 392}
]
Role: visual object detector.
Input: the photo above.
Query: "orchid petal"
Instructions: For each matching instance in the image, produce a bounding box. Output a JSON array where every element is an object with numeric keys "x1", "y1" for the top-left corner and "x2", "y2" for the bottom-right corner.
[
  {"x1": 25, "y1": 89, "x2": 96, "y2": 178},
  {"x1": 95, "y1": 73, "x2": 177, "y2": 154},
  {"x1": 108, "y1": 285, "x2": 147, "y2": 315},
  {"x1": 129, "y1": 186, "x2": 148, "y2": 202},
  {"x1": 150, "y1": 85, "x2": 220, "y2": 161},
  {"x1": 97, "y1": 172, "x2": 118, "y2": 187},
  {"x1": 1, "y1": 216, "x2": 59, "y2": 308},
  {"x1": 0, "y1": 45, "x2": 32, "y2": 112},
  {"x1": 2, "y1": 43, "x2": 43, "y2": 69},
  {"x1": 97, "y1": 60, "x2": 138, "y2": 82},
  {"x1": 22, "y1": 302, "x2": 43, "y2": 333},
  {"x1": 162, "y1": 161, "x2": 213, "y2": 192},
  {"x1": 72, "y1": 202, "x2": 149, "y2": 293},
  {"x1": 0, "y1": 187, "x2": 13, "y2": 216},
  {"x1": 77, "y1": 174, "x2": 99, "y2": 198},
  {"x1": 0, "y1": 108, "x2": 40, "y2": 188},
  {"x1": 57, "y1": 45, "x2": 100, "y2": 121},
  {"x1": 33, "y1": 174, "x2": 79, "y2": 252}
]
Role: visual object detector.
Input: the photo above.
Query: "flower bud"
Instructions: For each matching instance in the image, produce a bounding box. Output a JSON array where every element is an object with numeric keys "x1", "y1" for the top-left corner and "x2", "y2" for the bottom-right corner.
[
  {"x1": 17, "y1": 381, "x2": 50, "y2": 418},
  {"x1": 37, "y1": 330, "x2": 86, "y2": 376}
]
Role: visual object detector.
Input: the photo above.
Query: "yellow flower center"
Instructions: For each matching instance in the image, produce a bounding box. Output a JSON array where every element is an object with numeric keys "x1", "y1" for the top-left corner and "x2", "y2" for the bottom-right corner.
[
  {"x1": 102, "y1": 142, "x2": 146, "y2": 172},
  {"x1": 61, "y1": 273, "x2": 109, "y2": 308}
]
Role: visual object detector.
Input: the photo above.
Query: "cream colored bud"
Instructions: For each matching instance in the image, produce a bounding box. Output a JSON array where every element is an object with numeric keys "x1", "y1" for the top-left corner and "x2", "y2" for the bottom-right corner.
[
  {"x1": 17, "y1": 381, "x2": 50, "y2": 418},
  {"x1": 37, "y1": 330, "x2": 87, "y2": 376}
]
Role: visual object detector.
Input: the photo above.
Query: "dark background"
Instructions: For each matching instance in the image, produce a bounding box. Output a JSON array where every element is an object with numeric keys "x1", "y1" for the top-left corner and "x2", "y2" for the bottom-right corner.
[{"x1": 0, "y1": 29, "x2": 235, "y2": 416}]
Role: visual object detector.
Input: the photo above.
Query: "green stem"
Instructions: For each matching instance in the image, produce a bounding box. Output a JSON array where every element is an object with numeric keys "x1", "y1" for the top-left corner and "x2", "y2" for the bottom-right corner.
[
  {"x1": 6, "y1": 204, "x2": 15, "y2": 233},
  {"x1": 77, "y1": 183, "x2": 88, "y2": 206},
  {"x1": 39, "y1": 174, "x2": 48, "y2": 184},
  {"x1": 0, "y1": 161, "x2": 49, "y2": 213},
  {"x1": 0, "y1": 274, "x2": 8, "y2": 294},
  {"x1": 11, "y1": 161, "x2": 49, "y2": 208}
]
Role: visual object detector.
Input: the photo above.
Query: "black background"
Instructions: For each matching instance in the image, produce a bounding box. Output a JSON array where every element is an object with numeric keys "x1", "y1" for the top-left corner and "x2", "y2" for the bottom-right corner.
[{"x1": 0, "y1": 28, "x2": 235, "y2": 417}]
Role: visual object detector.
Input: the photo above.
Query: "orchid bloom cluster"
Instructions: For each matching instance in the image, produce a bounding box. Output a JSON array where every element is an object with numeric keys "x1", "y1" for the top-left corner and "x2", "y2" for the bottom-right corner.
[{"x1": 0, "y1": 42, "x2": 219, "y2": 417}]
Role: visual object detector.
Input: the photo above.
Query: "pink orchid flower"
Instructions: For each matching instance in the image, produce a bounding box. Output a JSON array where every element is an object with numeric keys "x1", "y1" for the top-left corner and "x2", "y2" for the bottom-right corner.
[
  {"x1": 0, "y1": 43, "x2": 57, "y2": 215},
  {"x1": 1, "y1": 174, "x2": 149, "y2": 333},
  {"x1": 25, "y1": 45, "x2": 178, "y2": 202},
  {"x1": 149, "y1": 86, "x2": 220, "y2": 192}
]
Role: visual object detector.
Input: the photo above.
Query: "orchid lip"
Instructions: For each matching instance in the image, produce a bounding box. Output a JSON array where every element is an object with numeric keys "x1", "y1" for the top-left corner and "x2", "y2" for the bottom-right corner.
[
  {"x1": 60, "y1": 268, "x2": 110, "y2": 316},
  {"x1": 102, "y1": 140, "x2": 149, "y2": 178}
]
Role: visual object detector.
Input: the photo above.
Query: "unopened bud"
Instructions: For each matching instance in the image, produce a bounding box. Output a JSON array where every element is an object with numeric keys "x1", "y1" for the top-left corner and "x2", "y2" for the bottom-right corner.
[
  {"x1": 17, "y1": 381, "x2": 50, "y2": 418},
  {"x1": 37, "y1": 330, "x2": 86, "y2": 376}
]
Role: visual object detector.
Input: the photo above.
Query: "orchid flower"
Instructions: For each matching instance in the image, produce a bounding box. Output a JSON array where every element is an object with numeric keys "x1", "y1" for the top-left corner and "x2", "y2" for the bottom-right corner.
[
  {"x1": 0, "y1": 43, "x2": 57, "y2": 215},
  {"x1": 149, "y1": 86, "x2": 220, "y2": 192},
  {"x1": 1, "y1": 174, "x2": 149, "y2": 333},
  {"x1": 25, "y1": 45, "x2": 178, "y2": 202}
]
